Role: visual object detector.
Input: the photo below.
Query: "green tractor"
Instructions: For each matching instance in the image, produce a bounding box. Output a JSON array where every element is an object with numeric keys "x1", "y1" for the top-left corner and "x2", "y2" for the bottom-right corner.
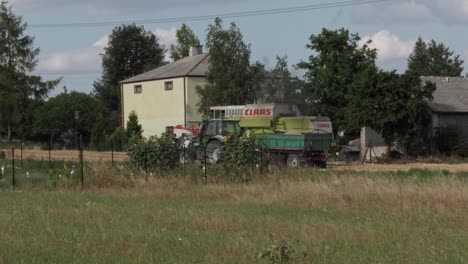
[{"x1": 192, "y1": 119, "x2": 241, "y2": 164}]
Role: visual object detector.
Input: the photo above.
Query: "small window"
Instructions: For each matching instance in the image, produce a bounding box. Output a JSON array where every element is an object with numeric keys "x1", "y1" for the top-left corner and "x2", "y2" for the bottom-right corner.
[
  {"x1": 165, "y1": 81, "x2": 173, "y2": 91},
  {"x1": 134, "y1": 85, "x2": 142, "y2": 94}
]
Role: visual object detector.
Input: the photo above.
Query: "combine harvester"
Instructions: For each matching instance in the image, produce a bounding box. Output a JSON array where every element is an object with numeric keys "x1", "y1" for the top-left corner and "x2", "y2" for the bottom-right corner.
[{"x1": 184, "y1": 104, "x2": 334, "y2": 168}]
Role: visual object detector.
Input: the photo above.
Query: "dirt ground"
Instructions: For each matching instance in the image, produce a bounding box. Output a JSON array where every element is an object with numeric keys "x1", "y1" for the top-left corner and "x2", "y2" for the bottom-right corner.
[
  {"x1": 0, "y1": 149, "x2": 129, "y2": 162},
  {"x1": 2, "y1": 148, "x2": 468, "y2": 172},
  {"x1": 331, "y1": 162, "x2": 468, "y2": 173}
]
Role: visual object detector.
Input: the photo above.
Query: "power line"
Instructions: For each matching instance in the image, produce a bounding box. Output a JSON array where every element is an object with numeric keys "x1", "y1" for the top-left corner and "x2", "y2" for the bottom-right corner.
[{"x1": 29, "y1": 0, "x2": 393, "y2": 29}]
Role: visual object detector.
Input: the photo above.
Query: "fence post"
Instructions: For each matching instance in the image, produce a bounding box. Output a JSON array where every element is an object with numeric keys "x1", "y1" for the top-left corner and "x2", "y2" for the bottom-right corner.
[
  {"x1": 260, "y1": 146, "x2": 263, "y2": 175},
  {"x1": 20, "y1": 139, "x2": 23, "y2": 168},
  {"x1": 203, "y1": 144, "x2": 207, "y2": 184},
  {"x1": 144, "y1": 147, "x2": 148, "y2": 182},
  {"x1": 80, "y1": 146, "x2": 84, "y2": 189},
  {"x1": 111, "y1": 140, "x2": 114, "y2": 166},
  {"x1": 11, "y1": 148, "x2": 15, "y2": 191},
  {"x1": 183, "y1": 143, "x2": 186, "y2": 177},
  {"x1": 48, "y1": 134, "x2": 52, "y2": 163}
]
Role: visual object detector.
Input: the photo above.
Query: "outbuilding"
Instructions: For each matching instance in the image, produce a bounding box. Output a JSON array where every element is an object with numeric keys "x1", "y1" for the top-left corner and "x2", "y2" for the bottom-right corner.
[{"x1": 423, "y1": 76, "x2": 468, "y2": 145}]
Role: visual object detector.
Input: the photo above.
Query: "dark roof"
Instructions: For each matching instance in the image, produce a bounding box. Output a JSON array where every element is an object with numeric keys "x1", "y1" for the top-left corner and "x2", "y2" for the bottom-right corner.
[
  {"x1": 121, "y1": 54, "x2": 209, "y2": 84},
  {"x1": 422, "y1": 76, "x2": 468, "y2": 113}
]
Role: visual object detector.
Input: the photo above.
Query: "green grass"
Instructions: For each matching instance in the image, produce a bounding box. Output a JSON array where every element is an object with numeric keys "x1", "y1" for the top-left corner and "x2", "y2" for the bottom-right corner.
[{"x1": 0, "y1": 170, "x2": 467, "y2": 263}]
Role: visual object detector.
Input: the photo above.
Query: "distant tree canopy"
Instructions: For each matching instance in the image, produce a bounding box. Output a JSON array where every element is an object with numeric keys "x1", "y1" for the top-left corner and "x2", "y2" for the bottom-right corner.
[
  {"x1": 253, "y1": 56, "x2": 306, "y2": 109},
  {"x1": 0, "y1": 2, "x2": 59, "y2": 140},
  {"x1": 298, "y1": 28, "x2": 437, "y2": 154},
  {"x1": 33, "y1": 91, "x2": 102, "y2": 140},
  {"x1": 93, "y1": 24, "x2": 166, "y2": 127},
  {"x1": 297, "y1": 28, "x2": 378, "y2": 132},
  {"x1": 407, "y1": 38, "x2": 464, "y2": 77},
  {"x1": 170, "y1": 24, "x2": 200, "y2": 61},
  {"x1": 346, "y1": 70, "x2": 436, "y2": 154},
  {"x1": 196, "y1": 18, "x2": 253, "y2": 115}
]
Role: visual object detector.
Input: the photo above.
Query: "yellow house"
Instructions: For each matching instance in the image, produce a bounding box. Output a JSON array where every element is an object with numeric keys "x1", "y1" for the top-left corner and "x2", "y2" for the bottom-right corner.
[{"x1": 120, "y1": 46, "x2": 208, "y2": 137}]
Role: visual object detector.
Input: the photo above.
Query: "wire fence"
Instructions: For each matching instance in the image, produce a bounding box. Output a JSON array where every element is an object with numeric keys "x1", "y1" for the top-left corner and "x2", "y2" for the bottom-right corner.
[{"x1": 0, "y1": 140, "x2": 273, "y2": 191}]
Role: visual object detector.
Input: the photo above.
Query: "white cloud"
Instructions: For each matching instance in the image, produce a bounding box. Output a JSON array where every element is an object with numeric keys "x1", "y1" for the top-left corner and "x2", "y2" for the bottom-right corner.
[
  {"x1": 359, "y1": 30, "x2": 415, "y2": 62},
  {"x1": 154, "y1": 28, "x2": 178, "y2": 61},
  {"x1": 36, "y1": 27, "x2": 177, "y2": 73},
  {"x1": 37, "y1": 39, "x2": 104, "y2": 74},
  {"x1": 353, "y1": 0, "x2": 468, "y2": 24}
]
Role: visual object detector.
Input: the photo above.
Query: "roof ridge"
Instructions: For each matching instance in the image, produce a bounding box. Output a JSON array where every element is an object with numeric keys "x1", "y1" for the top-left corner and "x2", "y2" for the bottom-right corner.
[{"x1": 186, "y1": 54, "x2": 208, "y2": 76}]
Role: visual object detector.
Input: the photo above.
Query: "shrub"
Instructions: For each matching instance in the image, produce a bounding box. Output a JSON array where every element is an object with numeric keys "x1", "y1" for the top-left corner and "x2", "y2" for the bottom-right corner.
[
  {"x1": 108, "y1": 127, "x2": 129, "y2": 151},
  {"x1": 259, "y1": 235, "x2": 310, "y2": 264},
  {"x1": 435, "y1": 126, "x2": 466, "y2": 156},
  {"x1": 128, "y1": 133, "x2": 179, "y2": 174},
  {"x1": 221, "y1": 133, "x2": 264, "y2": 180}
]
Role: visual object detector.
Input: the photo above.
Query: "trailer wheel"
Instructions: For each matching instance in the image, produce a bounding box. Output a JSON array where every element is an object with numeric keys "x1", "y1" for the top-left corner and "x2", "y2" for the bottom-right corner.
[
  {"x1": 207, "y1": 141, "x2": 222, "y2": 164},
  {"x1": 286, "y1": 154, "x2": 301, "y2": 168}
]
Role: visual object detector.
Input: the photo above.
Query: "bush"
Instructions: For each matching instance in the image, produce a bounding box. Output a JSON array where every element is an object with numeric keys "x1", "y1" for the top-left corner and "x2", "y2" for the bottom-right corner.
[
  {"x1": 108, "y1": 127, "x2": 129, "y2": 151},
  {"x1": 221, "y1": 133, "x2": 264, "y2": 180},
  {"x1": 128, "y1": 133, "x2": 179, "y2": 174},
  {"x1": 435, "y1": 126, "x2": 466, "y2": 156}
]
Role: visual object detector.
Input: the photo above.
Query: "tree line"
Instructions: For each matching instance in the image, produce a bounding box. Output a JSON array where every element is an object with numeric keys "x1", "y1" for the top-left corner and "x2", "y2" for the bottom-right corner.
[{"x1": 0, "y1": 2, "x2": 464, "y2": 154}]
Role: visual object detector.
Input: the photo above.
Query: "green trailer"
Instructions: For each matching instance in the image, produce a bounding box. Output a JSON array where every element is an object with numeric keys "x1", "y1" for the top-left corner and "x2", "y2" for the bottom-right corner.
[{"x1": 255, "y1": 132, "x2": 332, "y2": 168}]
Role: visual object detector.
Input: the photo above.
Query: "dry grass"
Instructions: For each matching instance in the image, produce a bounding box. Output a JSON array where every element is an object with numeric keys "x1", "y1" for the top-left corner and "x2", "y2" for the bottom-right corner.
[{"x1": 0, "y1": 167, "x2": 467, "y2": 263}]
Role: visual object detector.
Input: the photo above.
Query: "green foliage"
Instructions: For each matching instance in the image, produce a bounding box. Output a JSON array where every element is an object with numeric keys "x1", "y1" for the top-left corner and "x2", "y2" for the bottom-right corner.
[
  {"x1": 170, "y1": 24, "x2": 200, "y2": 61},
  {"x1": 33, "y1": 91, "x2": 103, "y2": 139},
  {"x1": 297, "y1": 28, "x2": 378, "y2": 132},
  {"x1": 126, "y1": 111, "x2": 143, "y2": 139},
  {"x1": 196, "y1": 17, "x2": 252, "y2": 115},
  {"x1": 259, "y1": 235, "x2": 309, "y2": 264},
  {"x1": 90, "y1": 113, "x2": 108, "y2": 151},
  {"x1": 108, "y1": 127, "x2": 129, "y2": 151},
  {"x1": 435, "y1": 126, "x2": 467, "y2": 156},
  {"x1": 346, "y1": 70, "x2": 436, "y2": 154},
  {"x1": 256, "y1": 56, "x2": 306, "y2": 107},
  {"x1": 221, "y1": 133, "x2": 263, "y2": 180},
  {"x1": 0, "y1": 2, "x2": 59, "y2": 140},
  {"x1": 128, "y1": 133, "x2": 179, "y2": 173},
  {"x1": 93, "y1": 24, "x2": 165, "y2": 122},
  {"x1": 407, "y1": 37, "x2": 464, "y2": 77}
]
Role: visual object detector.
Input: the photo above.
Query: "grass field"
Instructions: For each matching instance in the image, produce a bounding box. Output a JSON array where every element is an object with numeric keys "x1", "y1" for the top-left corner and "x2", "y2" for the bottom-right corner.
[{"x1": 0, "y1": 166, "x2": 467, "y2": 263}]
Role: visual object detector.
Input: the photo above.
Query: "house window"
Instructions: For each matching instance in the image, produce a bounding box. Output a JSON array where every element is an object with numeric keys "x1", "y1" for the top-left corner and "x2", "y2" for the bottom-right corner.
[
  {"x1": 134, "y1": 85, "x2": 142, "y2": 94},
  {"x1": 165, "y1": 81, "x2": 173, "y2": 91}
]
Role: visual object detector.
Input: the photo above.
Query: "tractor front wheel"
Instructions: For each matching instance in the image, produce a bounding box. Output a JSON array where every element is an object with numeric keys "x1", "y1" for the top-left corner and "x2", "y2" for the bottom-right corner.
[{"x1": 207, "y1": 141, "x2": 222, "y2": 164}]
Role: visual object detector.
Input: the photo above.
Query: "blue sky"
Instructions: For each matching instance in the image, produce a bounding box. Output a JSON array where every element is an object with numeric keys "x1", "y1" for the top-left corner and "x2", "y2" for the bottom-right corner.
[{"x1": 8, "y1": 0, "x2": 468, "y2": 95}]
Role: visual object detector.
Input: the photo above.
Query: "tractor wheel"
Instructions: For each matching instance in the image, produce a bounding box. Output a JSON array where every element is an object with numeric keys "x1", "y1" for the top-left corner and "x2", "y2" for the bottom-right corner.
[
  {"x1": 286, "y1": 154, "x2": 301, "y2": 168},
  {"x1": 179, "y1": 149, "x2": 195, "y2": 164},
  {"x1": 207, "y1": 141, "x2": 222, "y2": 164}
]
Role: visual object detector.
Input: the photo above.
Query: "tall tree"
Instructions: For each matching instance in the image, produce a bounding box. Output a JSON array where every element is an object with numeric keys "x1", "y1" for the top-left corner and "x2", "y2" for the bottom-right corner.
[
  {"x1": 170, "y1": 24, "x2": 200, "y2": 61},
  {"x1": 258, "y1": 55, "x2": 305, "y2": 105},
  {"x1": 196, "y1": 18, "x2": 252, "y2": 115},
  {"x1": 346, "y1": 69, "x2": 436, "y2": 155},
  {"x1": 0, "y1": 1, "x2": 58, "y2": 141},
  {"x1": 407, "y1": 38, "x2": 464, "y2": 77},
  {"x1": 33, "y1": 91, "x2": 102, "y2": 141},
  {"x1": 297, "y1": 28, "x2": 377, "y2": 132},
  {"x1": 93, "y1": 24, "x2": 166, "y2": 127}
]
